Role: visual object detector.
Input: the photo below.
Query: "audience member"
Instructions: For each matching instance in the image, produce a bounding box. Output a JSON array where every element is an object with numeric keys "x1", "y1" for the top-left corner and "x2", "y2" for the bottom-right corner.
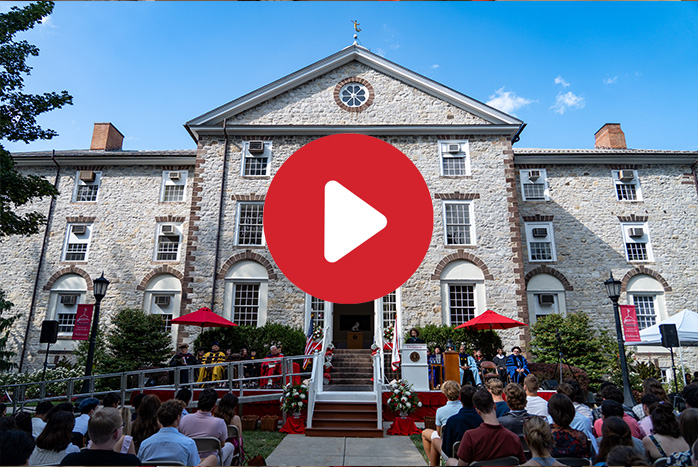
[
  {"x1": 46, "y1": 402, "x2": 75, "y2": 421},
  {"x1": 605, "y1": 445, "x2": 649, "y2": 467},
  {"x1": 60, "y1": 408, "x2": 140, "y2": 466},
  {"x1": 452, "y1": 388, "x2": 527, "y2": 466},
  {"x1": 130, "y1": 393, "x2": 146, "y2": 422},
  {"x1": 486, "y1": 378, "x2": 510, "y2": 417},
  {"x1": 692, "y1": 438, "x2": 698, "y2": 466},
  {"x1": 593, "y1": 399, "x2": 645, "y2": 440},
  {"x1": 176, "y1": 387, "x2": 193, "y2": 416},
  {"x1": 0, "y1": 416, "x2": 18, "y2": 431},
  {"x1": 422, "y1": 380, "x2": 461, "y2": 466},
  {"x1": 683, "y1": 384, "x2": 698, "y2": 409},
  {"x1": 439, "y1": 385, "x2": 483, "y2": 459},
  {"x1": 565, "y1": 380, "x2": 593, "y2": 423},
  {"x1": 556, "y1": 383, "x2": 597, "y2": 453},
  {"x1": 131, "y1": 394, "x2": 161, "y2": 453},
  {"x1": 498, "y1": 382, "x2": 529, "y2": 436},
  {"x1": 524, "y1": 374, "x2": 549, "y2": 417},
  {"x1": 73, "y1": 397, "x2": 99, "y2": 447},
  {"x1": 666, "y1": 408, "x2": 698, "y2": 467},
  {"x1": 637, "y1": 393, "x2": 660, "y2": 436},
  {"x1": 138, "y1": 399, "x2": 217, "y2": 466},
  {"x1": 0, "y1": 403, "x2": 6, "y2": 417},
  {"x1": 215, "y1": 393, "x2": 243, "y2": 460},
  {"x1": 595, "y1": 384, "x2": 639, "y2": 421},
  {"x1": 102, "y1": 393, "x2": 121, "y2": 409},
  {"x1": 32, "y1": 400, "x2": 53, "y2": 438},
  {"x1": 594, "y1": 416, "x2": 639, "y2": 466},
  {"x1": 0, "y1": 429, "x2": 35, "y2": 466},
  {"x1": 179, "y1": 388, "x2": 235, "y2": 465},
  {"x1": 632, "y1": 378, "x2": 669, "y2": 420},
  {"x1": 641, "y1": 402, "x2": 689, "y2": 462},
  {"x1": 14, "y1": 411, "x2": 33, "y2": 437},
  {"x1": 29, "y1": 411, "x2": 80, "y2": 465},
  {"x1": 521, "y1": 415, "x2": 564, "y2": 466},
  {"x1": 548, "y1": 393, "x2": 590, "y2": 459}
]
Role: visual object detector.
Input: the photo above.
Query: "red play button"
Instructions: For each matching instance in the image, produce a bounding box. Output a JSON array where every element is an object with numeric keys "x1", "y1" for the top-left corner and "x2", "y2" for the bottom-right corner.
[{"x1": 264, "y1": 134, "x2": 433, "y2": 304}]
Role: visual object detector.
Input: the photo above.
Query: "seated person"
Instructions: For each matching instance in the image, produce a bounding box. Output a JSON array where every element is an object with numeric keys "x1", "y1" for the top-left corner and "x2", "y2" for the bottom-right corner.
[
  {"x1": 548, "y1": 394, "x2": 590, "y2": 459},
  {"x1": 521, "y1": 414, "x2": 565, "y2": 466},
  {"x1": 498, "y1": 383, "x2": 528, "y2": 436},
  {"x1": 594, "y1": 416, "x2": 643, "y2": 466},
  {"x1": 260, "y1": 345, "x2": 283, "y2": 388},
  {"x1": 506, "y1": 346, "x2": 530, "y2": 385},
  {"x1": 458, "y1": 344, "x2": 481, "y2": 387},
  {"x1": 486, "y1": 378, "x2": 510, "y2": 418},
  {"x1": 428, "y1": 346, "x2": 444, "y2": 390},
  {"x1": 421, "y1": 381, "x2": 461, "y2": 466},
  {"x1": 524, "y1": 374, "x2": 549, "y2": 417},
  {"x1": 438, "y1": 385, "x2": 483, "y2": 459},
  {"x1": 197, "y1": 342, "x2": 226, "y2": 383},
  {"x1": 179, "y1": 388, "x2": 235, "y2": 466},
  {"x1": 72, "y1": 397, "x2": 99, "y2": 448},
  {"x1": 641, "y1": 402, "x2": 689, "y2": 462}
]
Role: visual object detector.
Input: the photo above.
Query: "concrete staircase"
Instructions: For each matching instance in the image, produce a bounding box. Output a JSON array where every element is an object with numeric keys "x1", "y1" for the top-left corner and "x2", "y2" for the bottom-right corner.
[
  {"x1": 306, "y1": 401, "x2": 383, "y2": 438},
  {"x1": 328, "y1": 349, "x2": 373, "y2": 386}
]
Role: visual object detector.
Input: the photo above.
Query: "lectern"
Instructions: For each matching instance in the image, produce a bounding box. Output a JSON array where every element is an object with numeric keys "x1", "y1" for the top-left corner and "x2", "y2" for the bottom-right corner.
[{"x1": 444, "y1": 350, "x2": 460, "y2": 383}]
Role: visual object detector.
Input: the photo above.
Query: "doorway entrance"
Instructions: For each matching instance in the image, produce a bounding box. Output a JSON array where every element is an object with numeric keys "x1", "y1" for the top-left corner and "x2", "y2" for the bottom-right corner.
[{"x1": 333, "y1": 301, "x2": 373, "y2": 349}]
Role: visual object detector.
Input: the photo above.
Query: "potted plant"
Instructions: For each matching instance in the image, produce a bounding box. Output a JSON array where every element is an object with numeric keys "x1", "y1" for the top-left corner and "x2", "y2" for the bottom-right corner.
[
  {"x1": 280, "y1": 382, "x2": 309, "y2": 416},
  {"x1": 386, "y1": 379, "x2": 422, "y2": 418}
]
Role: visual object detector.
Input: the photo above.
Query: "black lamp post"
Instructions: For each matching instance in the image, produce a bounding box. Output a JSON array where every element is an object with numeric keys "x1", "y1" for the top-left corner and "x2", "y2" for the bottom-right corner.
[
  {"x1": 604, "y1": 272, "x2": 635, "y2": 407},
  {"x1": 81, "y1": 273, "x2": 109, "y2": 394}
]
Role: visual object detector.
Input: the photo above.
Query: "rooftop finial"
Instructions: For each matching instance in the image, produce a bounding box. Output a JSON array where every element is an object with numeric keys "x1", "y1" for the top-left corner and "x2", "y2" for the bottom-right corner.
[{"x1": 351, "y1": 20, "x2": 361, "y2": 45}]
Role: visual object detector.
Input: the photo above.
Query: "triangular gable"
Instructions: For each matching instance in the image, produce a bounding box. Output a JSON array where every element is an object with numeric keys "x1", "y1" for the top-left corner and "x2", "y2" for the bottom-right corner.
[{"x1": 186, "y1": 45, "x2": 522, "y2": 140}]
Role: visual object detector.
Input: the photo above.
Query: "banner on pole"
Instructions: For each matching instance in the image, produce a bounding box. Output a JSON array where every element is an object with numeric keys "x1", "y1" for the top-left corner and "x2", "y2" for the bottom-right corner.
[
  {"x1": 620, "y1": 304, "x2": 641, "y2": 343},
  {"x1": 72, "y1": 304, "x2": 93, "y2": 341}
]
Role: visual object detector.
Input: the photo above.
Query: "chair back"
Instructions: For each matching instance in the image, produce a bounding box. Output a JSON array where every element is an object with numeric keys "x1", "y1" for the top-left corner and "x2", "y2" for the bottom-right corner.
[
  {"x1": 452, "y1": 441, "x2": 461, "y2": 459},
  {"x1": 193, "y1": 436, "x2": 223, "y2": 461},
  {"x1": 469, "y1": 455, "x2": 520, "y2": 466},
  {"x1": 653, "y1": 457, "x2": 671, "y2": 467},
  {"x1": 555, "y1": 457, "x2": 591, "y2": 466},
  {"x1": 141, "y1": 461, "x2": 186, "y2": 466},
  {"x1": 480, "y1": 361, "x2": 500, "y2": 382},
  {"x1": 519, "y1": 435, "x2": 531, "y2": 459},
  {"x1": 227, "y1": 424, "x2": 239, "y2": 439}
]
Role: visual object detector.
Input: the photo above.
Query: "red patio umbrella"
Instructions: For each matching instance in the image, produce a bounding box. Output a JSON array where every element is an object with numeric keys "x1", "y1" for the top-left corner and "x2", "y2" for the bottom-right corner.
[
  {"x1": 171, "y1": 307, "x2": 238, "y2": 334},
  {"x1": 454, "y1": 309, "x2": 528, "y2": 331}
]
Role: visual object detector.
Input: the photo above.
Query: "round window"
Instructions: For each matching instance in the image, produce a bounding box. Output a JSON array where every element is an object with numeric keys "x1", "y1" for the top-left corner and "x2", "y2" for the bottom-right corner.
[{"x1": 339, "y1": 83, "x2": 368, "y2": 108}]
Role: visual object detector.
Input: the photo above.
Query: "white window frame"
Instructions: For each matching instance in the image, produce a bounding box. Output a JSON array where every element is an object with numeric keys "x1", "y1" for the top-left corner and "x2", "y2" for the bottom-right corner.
[
  {"x1": 48, "y1": 274, "x2": 87, "y2": 346},
  {"x1": 304, "y1": 295, "x2": 331, "y2": 333},
  {"x1": 72, "y1": 171, "x2": 102, "y2": 203},
  {"x1": 612, "y1": 170, "x2": 642, "y2": 202},
  {"x1": 442, "y1": 200, "x2": 476, "y2": 246},
  {"x1": 440, "y1": 260, "x2": 486, "y2": 326},
  {"x1": 444, "y1": 282, "x2": 479, "y2": 327},
  {"x1": 160, "y1": 170, "x2": 188, "y2": 202},
  {"x1": 235, "y1": 202, "x2": 265, "y2": 246},
  {"x1": 524, "y1": 222, "x2": 557, "y2": 262},
  {"x1": 62, "y1": 224, "x2": 93, "y2": 262},
  {"x1": 241, "y1": 141, "x2": 272, "y2": 177},
  {"x1": 154, "y1": 223, "x2": 183, "y2": 262},
  {"x1": 143, "y1": 274, "x2": 181, "y2": 345},
  {"x1": 621, "y1": 222, "x2": 653, "y2": 262},
  {"x1": 438, "y1": 140, "x2": 471, "y2": 177},
  {"x1": 630, "y1": 295, "x2": 659, "y2": 331},
  {"x1": 626, "y1": 274, "x2": 666, "y2": 331},
  {"x1": 224, "y1": 261, "x2": 268, "y2": 327},
  {"x1": 520, "y1": 169, "x2": 550, "y2": 201}
]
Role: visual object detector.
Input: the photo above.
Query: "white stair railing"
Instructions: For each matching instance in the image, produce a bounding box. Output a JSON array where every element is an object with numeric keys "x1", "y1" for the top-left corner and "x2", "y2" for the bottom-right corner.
[
  {"x1": 306, "y1": 325, "x2": 330, "y2": 429},
  {"x1": 372, "y1": 351, "x2": 383, "y2": 429}
]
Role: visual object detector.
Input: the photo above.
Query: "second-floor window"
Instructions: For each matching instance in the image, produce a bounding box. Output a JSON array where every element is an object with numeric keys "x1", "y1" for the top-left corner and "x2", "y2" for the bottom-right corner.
[
  {"x1": 236, "y1": 202, "x2": 264, "y2": 245},
  {"x1": 439, "y1": 140, "x2": 470, "y2": 176},
  {"x1": 73, "y1": 171, "x2": 101, "y2": 202},
  {"x1": 612, "y1": 170, "x2": 642, "y2": 201},
  {"x1": 161, "y1": 171, "x2": 188, "y2": 202},
  {"x1": 62, "y1": 224, "x2": 92, "y2": 261},
  {"x1": 525, "y1": 222, "x2": 556, "y2": 262},
  {"x1": 155, "y1": 223, "x2": 183, "y2": 261},
  {"x1": 242, "y1": 141, "x2": 272, "y2": 176},
  {"x1": 520, "y1": 169, "x2": 549, "y2": 201},
  {"x1": 621, "y1": 223, "x2": 653, "y2": 262},
  {"x1": 443, "y1": 201, "x2": 475, "y2": 246}
]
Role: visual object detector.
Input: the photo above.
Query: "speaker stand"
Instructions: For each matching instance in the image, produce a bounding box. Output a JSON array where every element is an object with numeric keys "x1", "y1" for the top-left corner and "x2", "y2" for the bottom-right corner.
[
  {"x1": 42, "y1": 342, "x2": 52, "y2": 382},
  {"x1": 669, "y1": 346, "x2": 679, "y2": 399}
]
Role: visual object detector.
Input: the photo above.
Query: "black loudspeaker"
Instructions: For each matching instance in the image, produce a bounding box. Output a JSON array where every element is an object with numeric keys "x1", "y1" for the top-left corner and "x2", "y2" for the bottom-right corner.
[
  {"x1": 39, "y1": 320, "x2": 59, "y2": 344},
  {"x1": 659, "y1": 323, "x2": 679, "y2": 348},
  {"x1": 541, "y1": 379, "x2": 559, "y2": 390}
]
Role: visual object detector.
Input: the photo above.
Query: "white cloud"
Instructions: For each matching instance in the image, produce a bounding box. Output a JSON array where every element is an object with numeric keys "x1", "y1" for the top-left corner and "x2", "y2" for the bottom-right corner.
[
  {"x1": 486, "y1": 87, "x2": 534, "y2": 116},
  {"x1": 603, "y1": 76, "x2": 618, "y2": 85},
  {"x1": 554, "y1": 76, "x2": 570, "y2": 88},
  {"x1": 431, "y1": 64, "x2": 439, "y2": 69},
  {"x1": 375, "y1": 48, "x2": 386, "y2": 57},
  {"x1": 389, "y1": 42, "x2": 400, "y2": 50},
  {"x1": 38, "y1": 15, "x2": 55, "y2": 28},
  {"x1": 551, "y1": 91, "x2": 585, "y2": 114}
]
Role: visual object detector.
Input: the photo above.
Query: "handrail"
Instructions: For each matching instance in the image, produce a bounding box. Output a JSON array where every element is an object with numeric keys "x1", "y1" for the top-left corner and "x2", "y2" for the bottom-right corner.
[
  {"x1": 307, "y1": 325, "x2": 330, "y2": 428},
  {"x1": 372, "y1": 351, "x2": 382, "y2": 429}
]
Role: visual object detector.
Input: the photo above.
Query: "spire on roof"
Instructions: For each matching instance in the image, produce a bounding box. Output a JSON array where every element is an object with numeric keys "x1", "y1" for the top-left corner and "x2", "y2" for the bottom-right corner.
[{"x1": 351, "y1": 20, "x2": 361, "y2": 45}]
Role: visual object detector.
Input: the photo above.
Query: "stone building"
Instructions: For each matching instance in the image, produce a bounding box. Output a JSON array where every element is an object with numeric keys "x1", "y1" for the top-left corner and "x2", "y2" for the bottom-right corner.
[{"x1": 4, "y1": 45, "x2": 697, "y2": 375}]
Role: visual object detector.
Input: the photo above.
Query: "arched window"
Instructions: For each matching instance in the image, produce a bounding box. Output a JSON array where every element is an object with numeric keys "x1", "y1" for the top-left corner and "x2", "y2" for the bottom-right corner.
[
  {"x1": 143, "y1": 274, "x2": 181, "y2": 335},
  {"x1": 440, "y1": 260, "x2": 486, "y2": 326},
  {"x1": 48, "y1": 274, "x2": 87, "y2": 336},
  {"x1": 526, "y1": 274, "x2": 566, "y2": 325},
  {"x1": 626, "y1": 274, "x2": 665, "y2": 330},
  {"x1": 224, "y1": 260, "x2": 268, "y2": 326}
]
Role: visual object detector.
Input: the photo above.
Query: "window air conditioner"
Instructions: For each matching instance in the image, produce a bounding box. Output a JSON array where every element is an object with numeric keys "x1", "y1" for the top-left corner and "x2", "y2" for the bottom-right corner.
[
  {"x1": 154, "y1": 296, "x2": 171, "y2": 307},
  {"x1": 538, "y1": 294, "x2": 555, "y2": 306},
  {"x1": 79, "y1": 171, "x2": 95, "y2": 183},
  {"x1": 72, "y1": 225, "x2": 87, "y2": 235},
  {"x1": 531, "y1": 228, "x2": 548, "y2": 238},
  {"x1": 629, "y1": 227, "x2": 644, "y2": 238},
  {"x1": 447, "y1": 143, "x2": 461, "y2": 153},
  {"x1": 619, "y1": 170, "x2": 635, "y2": 182},
  {"x1": 60, "y1": 295, "x2": 77, "y2": 306},
  {"x1": 168, "y1": 171, "x2": 181, "y2": 180},
  {"x1": 161, "y1": 225, "x2": 176, "y2": 235},
  {"x1": 248, "y1": 141, "x2": 265, "y2": 154},
  {"x1": 528, "y1": 170, "x2": 541, "y2": 181}
]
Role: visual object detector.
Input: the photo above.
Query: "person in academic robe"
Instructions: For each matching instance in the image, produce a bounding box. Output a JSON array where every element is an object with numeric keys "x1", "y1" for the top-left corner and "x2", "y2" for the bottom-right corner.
[
  {"x1": 459, "y1": 344, "x2": 482, "y2": 386},
  {"x1": 260, "y1": 345, "x2": 284, "y2": 388},
  {"x1": 169, "y1": 344, "x2": 198, "y2": 384},
  {"x1": 506, "y1": 346, "x2": 530, "y2": 385},
  {"x1": 492, "y1": 347, "x2": 508, "y2": 383},
  {"x1": 196, "y1": 342, "x2": 226, "y2": 383},
  {"x1": 405, "y1": 327, "x2": 425, "y2": 343}
]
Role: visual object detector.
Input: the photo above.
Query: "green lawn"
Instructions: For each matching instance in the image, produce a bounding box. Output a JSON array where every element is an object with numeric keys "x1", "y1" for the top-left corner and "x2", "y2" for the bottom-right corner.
[
  {"x1": 411, "y1": 434, "x2": 429, "y2": 463},
  {"x1": 241, "y1": 430, "x2": 287, "y2": 460}
]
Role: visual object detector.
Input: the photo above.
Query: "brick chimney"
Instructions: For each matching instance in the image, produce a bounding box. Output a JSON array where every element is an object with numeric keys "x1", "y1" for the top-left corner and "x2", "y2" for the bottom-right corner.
[
  {"x1": 594, "y1": 123, "x2": 627, "y2": 149},
  {"x1": 90, "y1": 123, "x2": 124, "y2": 151}
]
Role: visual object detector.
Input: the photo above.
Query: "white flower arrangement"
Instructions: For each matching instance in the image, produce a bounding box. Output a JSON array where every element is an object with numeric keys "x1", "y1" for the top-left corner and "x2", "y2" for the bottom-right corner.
[
  {"x1": 280, "y1": 383, "x2": 309, "y2": 413},
  {"x1": 386, "y1": 379, "x2": 422, "y2": 415},
  {"x1": 311, "y1": 328, "x2": 323, "y2": 341},
  {"x1": 383, "y1": 326, "x2": 394, "y2": 341}
]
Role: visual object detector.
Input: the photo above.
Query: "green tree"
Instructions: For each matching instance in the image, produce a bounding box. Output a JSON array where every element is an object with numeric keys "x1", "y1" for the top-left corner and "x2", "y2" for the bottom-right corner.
[
  {"x1": 530, "y1": 312, "x2": 617, "y2": 386},
  {"x1": 0, "y1": 291, "x2": 17, "y2": 371}
]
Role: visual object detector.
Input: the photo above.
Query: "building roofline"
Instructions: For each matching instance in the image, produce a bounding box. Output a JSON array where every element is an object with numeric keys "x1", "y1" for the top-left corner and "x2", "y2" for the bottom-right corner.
[
  {"x1": 514, "y1": 148, "x2": 697, "y2": 165},
  {"x1": 10, "y1": 149, "x2": 197, "y2": 167}
]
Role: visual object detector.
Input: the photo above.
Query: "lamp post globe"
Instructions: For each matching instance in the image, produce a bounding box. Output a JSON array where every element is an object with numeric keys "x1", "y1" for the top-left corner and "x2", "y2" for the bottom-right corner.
[
  {"x1": 604, "y1": 272, "x2": 635, "y2": 407},
  {"x1": 81, "y1": 273, "x2": 109, "y2": 394}
]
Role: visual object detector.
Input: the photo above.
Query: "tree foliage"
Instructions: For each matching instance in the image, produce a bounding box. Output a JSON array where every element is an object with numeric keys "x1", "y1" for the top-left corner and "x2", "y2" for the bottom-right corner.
[
  {"x1": 0, "y1": 1, "x2": 72, "y2": 237},
  {"x1": 0, "y1": 290, "x2": 17, "y2": 371},
  {"x1": 414, "y1": 324, "x2": 503, "y2": 359},
  {"x1": 530, "y1": 312, "x2": 617, "y2": 389}
]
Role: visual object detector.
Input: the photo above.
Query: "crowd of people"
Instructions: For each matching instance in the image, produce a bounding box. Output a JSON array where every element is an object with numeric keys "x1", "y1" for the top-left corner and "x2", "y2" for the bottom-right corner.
[
  {"x1": 422, "y1": 364, "x2": 698, "y2": 467},
  {"x1": 0, "y1": 388, "x2": 244, "y2": 466}
]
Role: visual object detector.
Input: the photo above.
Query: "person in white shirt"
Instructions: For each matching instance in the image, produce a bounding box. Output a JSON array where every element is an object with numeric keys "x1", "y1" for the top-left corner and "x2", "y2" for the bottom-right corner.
[
  {"x1": 524, "y1": 374, "x2": 549, "y2": 417},
  {"x1": 72, "y1": 398, "x2": 99, "y2": 447},
  {"x1": 421, "y1": 381, "x2": 462, "y2": 466},
  {"x1": 31, "y1": 401, "x2": 53, "y2": 439}
]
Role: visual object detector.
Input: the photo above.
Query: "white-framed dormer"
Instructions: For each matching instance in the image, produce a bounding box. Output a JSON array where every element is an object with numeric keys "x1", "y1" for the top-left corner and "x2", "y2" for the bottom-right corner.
[
  {"x1": 241, "y1": 140, "x2": 272, "y2": 177},
  {"x1": 621, "y1": 222, "x2": 653, "y2": 263},
  {"x1": 154, "y1": 222, "x2": 183, "y2": 262},
  {"x1": 72, "y1": 170, "x2": 102, "y2": 203},
  {"x1": 520, "y1": 169, "x2": 550, "y2": 201},
  {"x1": 62, "y1": 223, "x2": 93, "y2": 262},
  {"x1": 235, "y1": 201, "x2": 265, "y2": 246},
  {"x1": 160, "y1": 170, "x2": 188, "y2": 202},
  {"x1": 442, "y1": 200, "x2": 476, "y2": 246},
  {"x1": 612, "y1": 170, "x2": 642, "y2": 202},
  {"x1": 524, "y1": 222, "x2": 557, "y2": 262},
  {"x1": 438, "y1": 140, "x2": 471, "y2": 177}
]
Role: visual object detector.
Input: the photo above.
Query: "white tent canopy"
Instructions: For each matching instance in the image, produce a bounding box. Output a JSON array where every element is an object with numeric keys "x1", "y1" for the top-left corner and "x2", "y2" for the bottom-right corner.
[{"x1": 626, "y1": 309, "x2": 698, "y2": 346}]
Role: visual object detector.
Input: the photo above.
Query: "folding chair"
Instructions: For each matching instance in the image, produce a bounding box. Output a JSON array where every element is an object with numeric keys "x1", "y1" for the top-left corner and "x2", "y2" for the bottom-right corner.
[
  {"x1": 653, "y1": 458, "x2": 671, "y2": 467},
  {"x1": 519, "y1": 435, "x2": 531, "y2": 460},
  {"x1": 227, "y1": 425, "x2": 242, "y2": 466},
  {"x1": 193, "y1": 437, "x2": 224, "y2": 464},
  {"x1": 469, "y1": 456, "x2": 520, "y2": 466},
  {"x1": 452, "y1": 441, "x2": 461, "y2": 459},
  {"x1": 141, "y1": 461, "x2": 186, "y2": 466},
  {"x1": 480, "y1": 361, "x2": 499, "y2": 382},
  {"x1": 555, "y1": 457, "x2": 591, "y2": 466}
]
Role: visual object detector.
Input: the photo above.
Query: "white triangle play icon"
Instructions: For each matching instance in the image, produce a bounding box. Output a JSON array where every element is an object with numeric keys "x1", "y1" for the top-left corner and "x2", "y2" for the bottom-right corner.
[{"x1": 324, "y1": 180, "x2": 388, "y2": 263}]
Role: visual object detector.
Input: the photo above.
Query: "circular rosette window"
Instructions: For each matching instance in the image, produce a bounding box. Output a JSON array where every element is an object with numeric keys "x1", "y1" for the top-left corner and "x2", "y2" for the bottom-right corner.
[{"x1": 334, "y1": 78, "x2": 374, "y2": 112}]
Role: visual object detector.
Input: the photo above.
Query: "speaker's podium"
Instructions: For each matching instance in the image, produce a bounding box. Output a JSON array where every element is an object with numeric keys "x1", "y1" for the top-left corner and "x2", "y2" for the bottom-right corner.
[
  {"x1": 401, "y1": 343, "x2": 429, "y2": 391},
  {"x1": 444, "y1": 350, "x2": 460, "y2": 384}
]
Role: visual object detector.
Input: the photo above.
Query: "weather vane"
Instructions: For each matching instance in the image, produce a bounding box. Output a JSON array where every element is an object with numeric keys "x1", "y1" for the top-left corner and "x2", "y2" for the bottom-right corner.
[{"x1": 351, "y1": 20, "x2": 361, "y2": 44}]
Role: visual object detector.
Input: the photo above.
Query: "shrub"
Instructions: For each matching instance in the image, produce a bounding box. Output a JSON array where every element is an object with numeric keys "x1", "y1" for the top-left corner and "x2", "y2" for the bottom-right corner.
[
  {"x1": 528, "y1": 362, "x2": 590, "y2": 392},
  {"x1": 194, "y1": 323, "x2": 306, "y2": 356},
  {"x1": 0, "y1": 365, "x2": 82, "y2": 399},
  {"x1": 415, "y1": 324, "x2": 503, "y2": 359}
]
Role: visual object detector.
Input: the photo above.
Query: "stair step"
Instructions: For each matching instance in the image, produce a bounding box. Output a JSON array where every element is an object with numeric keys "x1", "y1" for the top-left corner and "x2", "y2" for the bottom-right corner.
[
  {"x1": 313, "y1": 419, "x2": 378, "y2": 428},
  {"x1": 315, "y1": 402, "x2": 377, "y2": 411},
  {"x1": 305, "y1": 427, "x2": 384, "y2": 438},
  {"x1": 314, "y1": 410, "x2": 377, "y2": 419}
]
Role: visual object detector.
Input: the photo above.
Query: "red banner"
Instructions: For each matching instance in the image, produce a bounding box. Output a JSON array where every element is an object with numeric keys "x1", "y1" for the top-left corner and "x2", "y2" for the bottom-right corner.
[
  {"x1": 72, "y1": 304, "x2": 93, "y2": 340},
  {"x1": 620, "y1": 305, "x2": 642, "y2": 342}
]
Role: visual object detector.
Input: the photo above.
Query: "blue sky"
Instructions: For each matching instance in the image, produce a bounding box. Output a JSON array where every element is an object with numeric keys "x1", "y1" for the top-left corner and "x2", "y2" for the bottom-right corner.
[{"x1": 4, "y1": 2, "x2": 697, "y2": 152}]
